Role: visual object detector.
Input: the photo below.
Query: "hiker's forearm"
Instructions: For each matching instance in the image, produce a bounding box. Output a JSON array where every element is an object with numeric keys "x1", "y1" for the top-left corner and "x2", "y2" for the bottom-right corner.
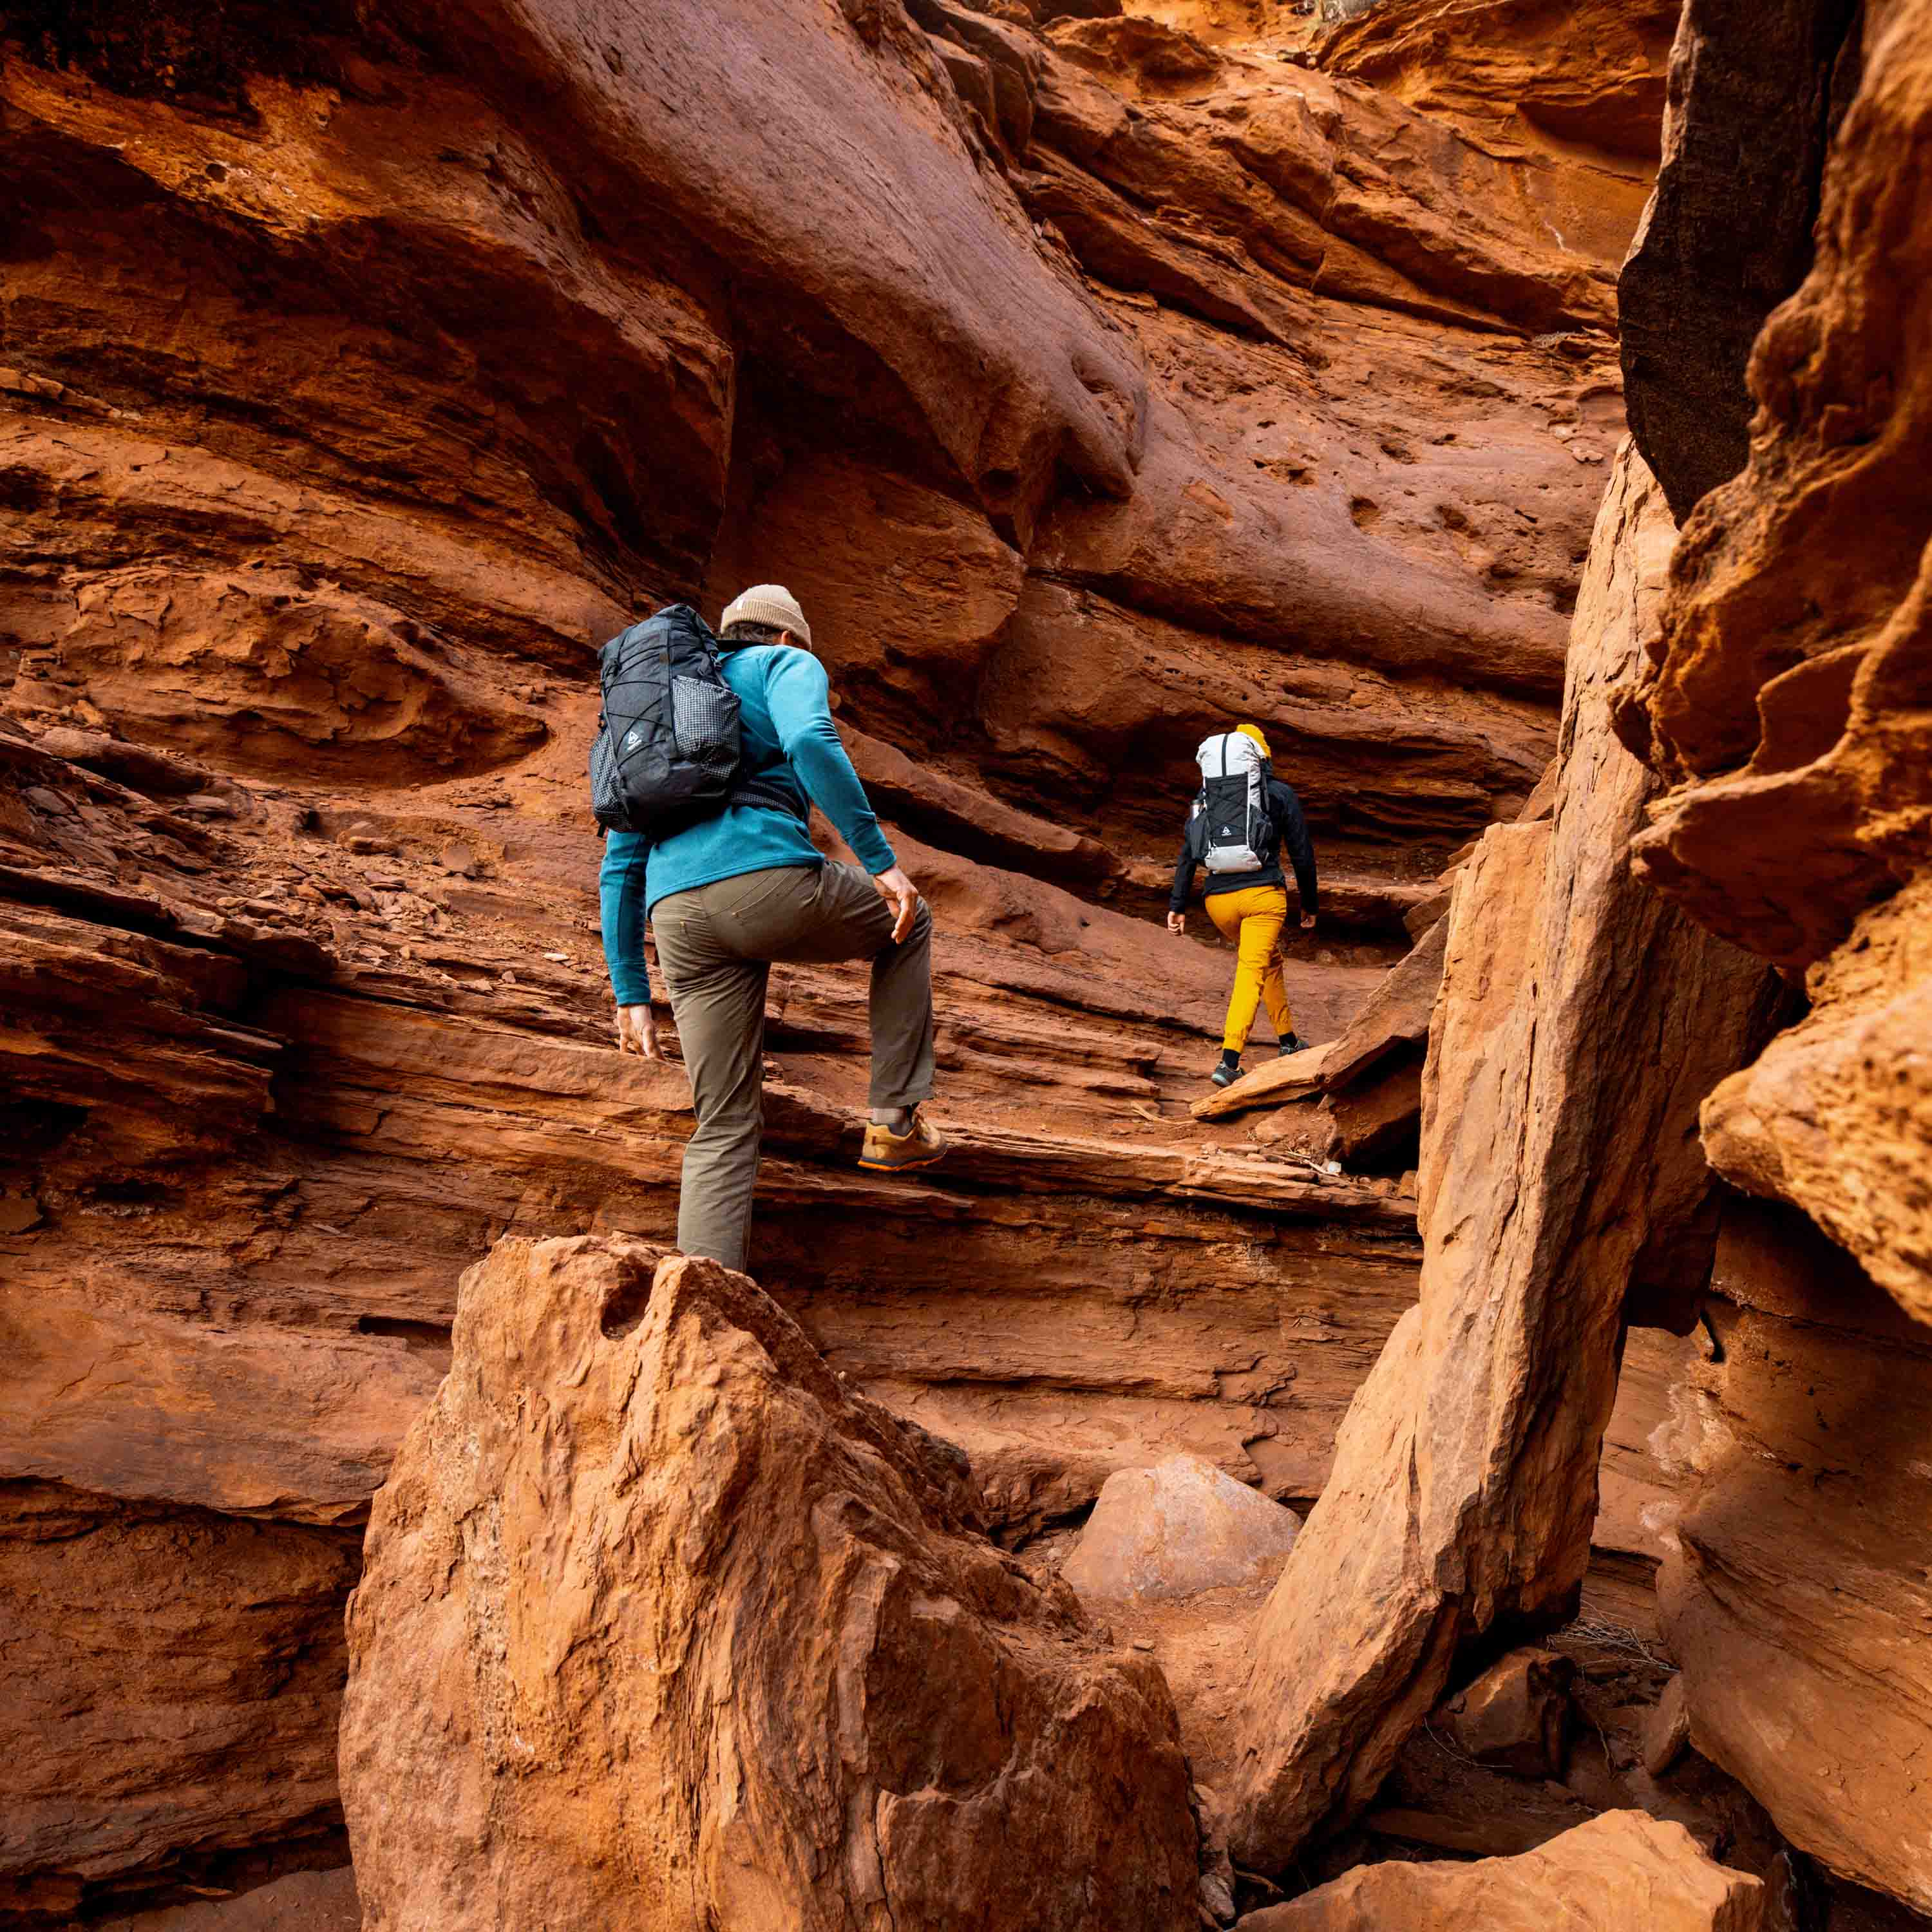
[
  {"x1": 1287, "y1": 817, "x2": 1318, "y2": 914},
  {"x1": 599, "y1": 835, "x2": 653, "y2": 1006},
  {"x1": 1169, "y1": 840, "x2": 1196, "y2": 912},
  {"x1": 1273, "y1": 782, "x2": 1318, "y2": 914}
]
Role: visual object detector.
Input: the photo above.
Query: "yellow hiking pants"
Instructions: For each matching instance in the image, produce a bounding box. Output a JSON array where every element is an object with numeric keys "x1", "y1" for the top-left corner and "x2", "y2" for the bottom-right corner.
[{"x1": 1206, "y1": 885, "x2": 1294, "y2": 1054}]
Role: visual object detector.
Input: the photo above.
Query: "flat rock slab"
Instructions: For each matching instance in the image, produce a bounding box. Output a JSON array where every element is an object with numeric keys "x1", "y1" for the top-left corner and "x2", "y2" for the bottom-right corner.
[
  {"x1": 1063, "y1": 1454, "x2": 1302, "y2": 1602},
  {"x1": 1192, "y1": 1042, "x2": 1334, "y2": 1119},
  {"x1": 1318, "y1": 916, "x2": 1446, "y2": 1092},
  {"x1": 1237, "y1": 1810, "x2": 1763, "y2": 1930}
]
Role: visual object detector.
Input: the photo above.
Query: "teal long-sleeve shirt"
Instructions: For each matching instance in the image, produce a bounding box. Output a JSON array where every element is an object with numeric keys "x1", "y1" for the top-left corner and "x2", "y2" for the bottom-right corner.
[{"x1": 599, "y1": 643, "x2": 896, "y2": 1006}]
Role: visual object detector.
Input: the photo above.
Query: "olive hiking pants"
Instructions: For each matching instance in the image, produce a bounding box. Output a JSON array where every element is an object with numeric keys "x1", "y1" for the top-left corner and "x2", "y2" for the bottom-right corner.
[
  {"x1": 1206, "y1": 884, "x2": 1295, "y2": 1053},
  {"x1": 652, "y1": 862, "x2": 935, "y2": 1271}
]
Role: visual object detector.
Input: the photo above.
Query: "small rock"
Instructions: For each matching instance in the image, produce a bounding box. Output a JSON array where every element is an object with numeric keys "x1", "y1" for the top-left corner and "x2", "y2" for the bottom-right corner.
[
  {"x1": 0, "y1": 1192, "x2": 46, "y2": 1234},
  {"x1": 1061, "y1": 1454, "x2": 1301, "y2": 1604},
  {"x1": 1437, "y1": 1647, "x2": 1576, "y2": 1777},
  {"x1": 1643, "y1": 1672, "x2": 1693, "y2": 1777},
  {"x1": 440, "y1": 841, "x2": 477, "y2": 876},
  {"x1": 176, "y1": 791, "x2": 238, "y2": 819}
]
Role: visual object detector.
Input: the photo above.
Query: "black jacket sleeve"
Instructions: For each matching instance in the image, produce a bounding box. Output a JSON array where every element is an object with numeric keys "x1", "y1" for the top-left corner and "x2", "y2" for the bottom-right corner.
[
  {"x1": 1169, "y1": 811, "x2": 1202, "y2": 913},
  {"x1": 1271, "y1": 778, "x2": 1318, "y2": 915}
]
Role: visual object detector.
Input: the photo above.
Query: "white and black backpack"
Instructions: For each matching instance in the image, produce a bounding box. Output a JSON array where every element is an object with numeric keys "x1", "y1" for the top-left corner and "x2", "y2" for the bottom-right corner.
[
  {"x1": 589, "y1": 603, "x2": 801, "y2": 836},
  {"x1": 1191, "y1": 732, "x2": 1277, "y2": 875}
]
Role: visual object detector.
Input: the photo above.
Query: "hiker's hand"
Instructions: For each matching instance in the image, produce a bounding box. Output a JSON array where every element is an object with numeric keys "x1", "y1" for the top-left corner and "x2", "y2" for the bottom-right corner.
[
  {"x1": 873, "y1": 865, "x2": 920, "y2": 943},
  {"x1": 616, "y1": 1003, "x2": 659, "y2": 1059},
  {"x1": 1166, "y1": 911, "x2": 1186, "y2": 935},
  {"x1": 1300, "y1": 912, "x2": 1317, "y2": 932}
]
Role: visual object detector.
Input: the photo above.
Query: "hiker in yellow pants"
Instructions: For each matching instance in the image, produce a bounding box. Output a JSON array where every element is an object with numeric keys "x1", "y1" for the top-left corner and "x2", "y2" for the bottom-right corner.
[
  {"x1": 1167, "y1": 723, "x2": 1320, "y2": 1088},
  {"x1": 1206, "y1": 885, "x2": 1296, "y2": 1056}
]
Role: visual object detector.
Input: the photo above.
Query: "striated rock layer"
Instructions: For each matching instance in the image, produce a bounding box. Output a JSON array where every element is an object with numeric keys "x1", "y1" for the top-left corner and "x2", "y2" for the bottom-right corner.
[
  {"x1": 1653, "y1": 1205, "x2": 1932, "y2": 1915},
  {"x1": 341, "y1": 1237, "x2": 1200, "y2": 1932}
]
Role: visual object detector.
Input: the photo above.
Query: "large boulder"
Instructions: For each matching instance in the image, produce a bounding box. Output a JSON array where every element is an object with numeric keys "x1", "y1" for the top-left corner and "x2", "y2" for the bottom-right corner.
[
  {"x1": 1225, "y1": 447, "x2": 1780, "y2": 1874},
  {"x1": 1061, "y1": 1454, "x2": 1302, "y2": 1602},
  {"x1": 1237, "y1": 1810, "x2": 1763, "y2": 1931},
  {"x1": 340, "y1": 1236, "x2": 1201, "y2": 1932}
]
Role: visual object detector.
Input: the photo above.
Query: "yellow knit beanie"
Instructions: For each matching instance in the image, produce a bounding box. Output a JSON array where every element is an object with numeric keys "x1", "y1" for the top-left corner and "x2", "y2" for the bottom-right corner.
[{"x1": 1236, "y1": 722, "x2": 1271, "y2": 759}]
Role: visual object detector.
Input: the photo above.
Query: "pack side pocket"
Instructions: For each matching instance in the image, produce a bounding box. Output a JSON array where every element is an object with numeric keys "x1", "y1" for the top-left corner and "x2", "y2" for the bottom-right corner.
[
  {"x1": 670, "y1": 674, "x2": 739, "y2": 773},
  {"x1": 589, "y1": 724, "x2": 630, "y2": 831}
]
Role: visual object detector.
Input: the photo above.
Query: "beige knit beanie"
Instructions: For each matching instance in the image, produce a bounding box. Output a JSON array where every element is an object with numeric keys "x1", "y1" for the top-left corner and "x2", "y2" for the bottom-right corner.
[{"x1": 719, "y1": 583, "x2": 812, "y2": 648}]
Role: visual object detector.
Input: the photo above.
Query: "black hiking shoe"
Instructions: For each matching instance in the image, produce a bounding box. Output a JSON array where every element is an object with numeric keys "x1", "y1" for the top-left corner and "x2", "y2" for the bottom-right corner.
[
  {"x1": 1278, "y1": 1032, "x2": 1307, "y2": 1056},
  {"x1": 1209, "y1": 1050, "x2": 1242, "y2": 1088}
]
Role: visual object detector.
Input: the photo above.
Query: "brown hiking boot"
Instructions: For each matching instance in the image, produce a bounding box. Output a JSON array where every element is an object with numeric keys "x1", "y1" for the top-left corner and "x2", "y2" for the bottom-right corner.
[{"x1": 858, "y1": 1109, "x2": 948, "y2": 1173}]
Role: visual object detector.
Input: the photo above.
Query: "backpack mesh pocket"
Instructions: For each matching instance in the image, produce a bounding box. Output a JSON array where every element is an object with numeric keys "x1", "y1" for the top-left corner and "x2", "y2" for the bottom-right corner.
[
  {"x1": 589, "y1": 723, "x2": 630, "y2": 830},
  {"x1": 670, "y1": 674, "x2": 739, "y2": 773}
]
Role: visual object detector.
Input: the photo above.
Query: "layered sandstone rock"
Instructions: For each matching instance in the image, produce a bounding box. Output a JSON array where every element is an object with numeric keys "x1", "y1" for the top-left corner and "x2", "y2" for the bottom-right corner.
[
  {"x1": 1238, "y1": 1810, "x2": 1764, "y2": 1932},
  {"x1": 341, "y1": 1237, "x2": 1201, "y2": 1932},
  {"x1": 1225, "y1": 448, "x2": 1779, "y2": 1872},
  {"x1": 0, "y1": 1485, "x2": 357, "y2": 1925},
  {"x1": 1586, "y1": 8, "x2": 1932, "y2": 1914},
  {"x1": 0, "y1": 0, "x2": 1667, "y2": 1908}
]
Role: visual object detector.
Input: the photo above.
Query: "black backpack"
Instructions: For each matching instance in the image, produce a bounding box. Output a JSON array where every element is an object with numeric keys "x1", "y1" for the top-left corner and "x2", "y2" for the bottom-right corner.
[{"x1": 589, "y1": 604, "x2": 802, "y2": 837}]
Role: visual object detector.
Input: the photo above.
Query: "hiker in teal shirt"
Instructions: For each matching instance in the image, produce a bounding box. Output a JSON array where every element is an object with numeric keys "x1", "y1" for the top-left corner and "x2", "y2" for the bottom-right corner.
[{"x1": 600, "y1": 585, "x2": 945, "y2": 1271}]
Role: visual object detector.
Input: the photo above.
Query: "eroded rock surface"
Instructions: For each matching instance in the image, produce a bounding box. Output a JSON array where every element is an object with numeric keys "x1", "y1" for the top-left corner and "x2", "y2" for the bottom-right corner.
[
  {"x1": 340, "y1": 1236, "x2": 1200, "y2": 1932},
  {"x1": 1619, "y1": 0, "x2": 1863, "y2": 521},
  {"x1": 1595, "y1": 7, "x2": 1932, "y2": 1911},
  {"x1": 1614, "y1": 0, "x2": 1932, "y2": 1331}
]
